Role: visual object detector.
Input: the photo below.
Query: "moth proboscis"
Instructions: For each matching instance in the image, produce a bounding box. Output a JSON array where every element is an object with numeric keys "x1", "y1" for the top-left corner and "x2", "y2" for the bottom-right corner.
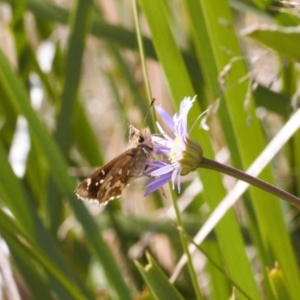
[{"x1": 75, "y1": 124, "x2": 154, "y2": 205}]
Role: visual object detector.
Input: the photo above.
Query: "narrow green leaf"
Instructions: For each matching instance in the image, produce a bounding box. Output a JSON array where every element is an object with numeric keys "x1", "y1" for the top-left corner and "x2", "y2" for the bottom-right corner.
[
  {"x1": 0, "y1": 45, "x2": 132, "y2": 300},
  {"x1": 139, "y1": 0, "x2": 194, "y2": 101},
  {"x1": 0, "y1": 141, "x2": 91, "y2": 299},
  {"x1": 1, "y1": 231, "x2": 53, "y2": 300},
  {"x1": 202, "y1": 242, "x2": 231, "y2": 299},
  {"x1": 135, "y1": 253, "x2": 184, "y2": 300},
  {"x1": 244, "y1": 25, "x2": 300, "y2": 62},
  {"x1": 253, "y1": 85, "x2": 290, "y2": 118},
  {"x1": 140, "y1": 0, "x2": 261, "y2": 298},
  {"x1": 55, "y1": 0, "x2": 92, "y2": 156},
  {"x1": 72, "y1": 102, "x2": 104, "y2": 166},
  {"x1": 0, "y1": 140, "x2": 34, "y2": 233},
  {"x1": 18, "y1": 0, "x2": 201, "y2": 78},
  {"x1": 0, "y1": 210, "x2": 88, "y2": 300},
  {"x1": 47, "y1": 0, "x2": 92, "y2": 233},
  {"x1": 0, "y1": 47, "x2": 74, "y2": 193},
  {"x1": 186, "y1": 1, "x2": 300, "y2": 299}
]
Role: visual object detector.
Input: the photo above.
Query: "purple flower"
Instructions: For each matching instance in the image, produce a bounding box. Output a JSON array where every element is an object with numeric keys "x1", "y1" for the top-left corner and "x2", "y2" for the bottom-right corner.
[{"x1": 145, "y1": 96, "x2": 203, "y2": 196}]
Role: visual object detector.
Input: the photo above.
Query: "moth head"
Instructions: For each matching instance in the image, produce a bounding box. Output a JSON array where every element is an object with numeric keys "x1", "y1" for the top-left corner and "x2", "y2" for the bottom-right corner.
[{"x1": 129, "y1": 124, "x2": 154, "y2": 149}]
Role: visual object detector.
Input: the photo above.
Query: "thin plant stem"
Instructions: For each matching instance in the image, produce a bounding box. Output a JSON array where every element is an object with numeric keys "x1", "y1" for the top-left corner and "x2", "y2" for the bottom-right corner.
[
  {"x1": 131, "y1": 0, "x2": 152, "y2": 103},
  {"x1": 132, "y1": 2, "x2": 202, "y2": 298},
  {"x1": 199, "y1": 157, "x2": 300, "y2": 209},
  {"x1": 176, "y1": 225, "x2": 252, "y2": 300},
  {"x1": 170, "y1": 190, "x2": 203, "y2": 300}
]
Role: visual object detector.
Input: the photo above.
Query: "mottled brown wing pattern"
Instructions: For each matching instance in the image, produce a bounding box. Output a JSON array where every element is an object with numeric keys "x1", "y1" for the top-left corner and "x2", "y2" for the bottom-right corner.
[
  {"x1": 75, "y1": 125, "x2": 154, "y2": 205},
  {"x1": 75, "y1": 151, "x2": 131, "y2": 204}
]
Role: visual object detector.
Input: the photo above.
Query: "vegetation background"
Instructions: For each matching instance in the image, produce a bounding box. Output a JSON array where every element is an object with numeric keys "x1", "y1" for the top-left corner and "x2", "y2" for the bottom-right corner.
[{"x1": 0, "y1": 0, "x2": 300, "y2": 299}]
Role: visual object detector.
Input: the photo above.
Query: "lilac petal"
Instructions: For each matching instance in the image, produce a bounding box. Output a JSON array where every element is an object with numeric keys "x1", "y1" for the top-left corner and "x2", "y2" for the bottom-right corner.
[
  {"x1": 144, "y1": 173, "x2": 170, "y2": 188},
  {"x1": 175, "y1": 96, "x2": 196, "y2": 140},
  {"x1": 154, "y1": 143, "x2": 173, "y2": 154},
  {"x1": 151, "y1": 164, "x2": 175, "y2": 177},
  {"x1": 156, "y1": 122, "x2": 174, "y2": 143},
  {"x1": 148, "y1": 159, "x2": 168, "y2": 167},
  {"x1": 179, "y1": 118, "x2": 187, "y2": 137},
  {"x1": 147, "y1": 160, "x2": 168, "y2": 167},
  {"x1": 171, "y1": 168, "x2": 179, "y2": 189},
  {"x1": 154, "y1": 135, "x2": 174, "y2": 148},
  {"x1": 155, "y1": 143, "x2": 174, "y2": 155},
  {"x1": 152, "y1": 135, "x2": 170, "y2": 144},
  {"x1": 143, "y1": 96, "x2": 197, "y2": 198},
  {"x1": 147, "y1": 160, "x2": 168, "y2": 169},
  {"x1": 145, "y1": 161, "x2": 167, "y2": 174},
  {"x1": 179, "y1": 97, "x2": 195, "y2": 118},
  {"x1": 175, "y1": 116, "x2": 188, "y2": 143},
  {"x1": 155, "y1": 105, "x2": 175, "y2": 131},
  {"x1": 144, "y1": 177, "x2": 157, "y2": 189},
  {"x1": 144, "y1": 173, "x2": 172, "y2": 196},
  {"x1": 152, "y1": 137, "x2": 170, "y2": 148},
  {"x1": 155, "y1": 148, "x2": 170, "y2": 155}
]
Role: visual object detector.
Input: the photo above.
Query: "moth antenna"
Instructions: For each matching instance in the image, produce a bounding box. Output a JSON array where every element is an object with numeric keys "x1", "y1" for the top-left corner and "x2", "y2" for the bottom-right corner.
[{"x1": 142, "y1": 98, "x2": 156, "y2": 128}]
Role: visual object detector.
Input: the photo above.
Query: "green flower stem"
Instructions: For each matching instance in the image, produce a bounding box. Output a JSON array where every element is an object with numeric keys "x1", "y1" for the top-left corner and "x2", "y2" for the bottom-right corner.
[
  {"x1": 199, "y1": 157, "x2": 300, "y2": 209},
  {"x1": 132, "y1": 0, "x2": 152, "y2": 103},
  {"x1": 170, "y1": 192, "x2": 203, "y2": 300},
  {"x1": 176, "y1": 226, "x2": 252, "y2": 300},
  {"x1": 132, "y1": 1, "x2": 202, "y2": 297}
]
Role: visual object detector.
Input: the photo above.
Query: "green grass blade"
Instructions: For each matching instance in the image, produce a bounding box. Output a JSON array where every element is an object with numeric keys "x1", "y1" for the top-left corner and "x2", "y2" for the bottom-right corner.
[
  {"x1": 139, "y1": 0, "x2": 194, "y2": 101},
  {"x1": 1, "y1": 0, "x2": 299, "y2": 298},
  {"x1": 135, "y1": 253, "x2": 185, "y2": 300},
  {"x1": 244, "y1": 25, "x2": 300, "y2": 62},
  {"x1": 15, "y1": 0, "x2": 200, "y2": 76},
  {"x1": 0, "y1": 43, "x2": 132, "y2": 300},
  {"x1": 0, "y1": 210, "x2": 89, "y2": 300},
  {"x1": 0, "y1": 140, "x2": 35, "y2": 233},
  {"x1": 140, "y1": 0, "x2": 260, "y2": 298},
  {"x1": 185, "y1": 0, "x2": 300, "y2": 298},
  {"x1": 0, "y1": 48, "x2": 74, "y2": 193},
  {"x1": 0, "y1": 141, "x2": 92, "y2": 298},
  {"x1": 54, "y1": 0, "x2": 92, "y2": 156},
  {"x1": 46, "y1": 0, "x2": 92, "y2": 233}
]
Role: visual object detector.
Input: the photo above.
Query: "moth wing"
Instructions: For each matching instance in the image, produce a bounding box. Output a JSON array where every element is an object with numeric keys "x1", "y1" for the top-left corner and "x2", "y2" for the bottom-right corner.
[{"x1": 75, "y1": 149, "x2": 137, "y2": 205}]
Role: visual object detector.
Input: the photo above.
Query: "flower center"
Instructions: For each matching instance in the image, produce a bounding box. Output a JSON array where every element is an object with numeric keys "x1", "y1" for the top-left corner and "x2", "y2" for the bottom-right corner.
[{"x1": 168, "y1": 137, "x2": 183, "y2": 163}]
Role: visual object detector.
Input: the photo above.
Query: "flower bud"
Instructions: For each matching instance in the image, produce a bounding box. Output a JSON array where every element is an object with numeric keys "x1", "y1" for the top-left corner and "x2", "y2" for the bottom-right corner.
[{"x1": 179, "y1": 138, "x2": 203, "y2": 175}]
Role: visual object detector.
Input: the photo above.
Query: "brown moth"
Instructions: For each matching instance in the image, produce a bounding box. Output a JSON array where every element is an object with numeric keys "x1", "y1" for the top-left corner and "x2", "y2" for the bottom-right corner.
[{"x1": 75, "y1": 124, "x2": 154, "y2": 205}]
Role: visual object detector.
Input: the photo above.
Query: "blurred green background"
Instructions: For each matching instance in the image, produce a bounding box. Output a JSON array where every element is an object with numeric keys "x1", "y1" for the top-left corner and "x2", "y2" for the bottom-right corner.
[{"x1": 0, "y1": 0, "x2": 300, "y2": 299}]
